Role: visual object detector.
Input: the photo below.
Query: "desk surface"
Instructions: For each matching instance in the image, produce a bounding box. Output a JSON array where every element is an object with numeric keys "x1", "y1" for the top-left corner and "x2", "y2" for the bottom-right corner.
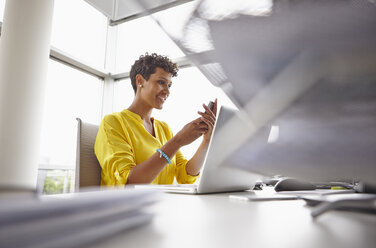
[{"x1": 91, "y1": 189, "x2": 376, "y2": 248}]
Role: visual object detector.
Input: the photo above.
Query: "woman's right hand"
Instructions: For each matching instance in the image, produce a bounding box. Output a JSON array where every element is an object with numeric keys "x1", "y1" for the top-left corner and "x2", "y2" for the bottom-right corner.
[{"x1": 174, "y1": 117, "x2": 209, "y2": 147}]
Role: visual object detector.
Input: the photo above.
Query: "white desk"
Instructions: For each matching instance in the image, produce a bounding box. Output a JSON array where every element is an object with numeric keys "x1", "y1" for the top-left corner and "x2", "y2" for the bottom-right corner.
[{"x1": 91, "y1": 189, "x2": 376, "y2": 248}]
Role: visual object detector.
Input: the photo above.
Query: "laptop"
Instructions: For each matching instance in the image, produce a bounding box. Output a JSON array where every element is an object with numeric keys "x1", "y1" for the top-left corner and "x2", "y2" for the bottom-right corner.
[{"x1": 135, "y1": 106, "x2": 259, "y2": 194}]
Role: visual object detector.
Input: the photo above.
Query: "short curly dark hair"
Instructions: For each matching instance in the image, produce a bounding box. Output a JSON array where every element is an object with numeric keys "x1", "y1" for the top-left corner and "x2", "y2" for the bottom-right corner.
[{"x1": 129, "y1": 53, "x2": 179, "y2": 93}]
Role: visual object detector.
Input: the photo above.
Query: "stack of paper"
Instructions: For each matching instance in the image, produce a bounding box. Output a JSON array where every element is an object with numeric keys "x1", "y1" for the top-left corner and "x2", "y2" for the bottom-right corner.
[{"x1": 0, "y1": 188, "x2": 160, "y2": 248}]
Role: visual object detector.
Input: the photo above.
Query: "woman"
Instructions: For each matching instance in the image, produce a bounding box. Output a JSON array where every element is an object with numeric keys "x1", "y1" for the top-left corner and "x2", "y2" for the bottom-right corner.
[{"x1": 95, "y1": 53, "x2": 217, "y2": 185}]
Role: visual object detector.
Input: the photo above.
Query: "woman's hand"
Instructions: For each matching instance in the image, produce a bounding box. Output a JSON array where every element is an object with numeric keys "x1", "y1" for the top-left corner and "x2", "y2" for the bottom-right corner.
[
  {"x1": 174, "y1": 99, "x2": 218, "y2": 147},
  {"x1": 198, "y1": 99, "x2": 217, "y2": 142},
  {"x1": 184, "y1": 99, "x2": 218, "y2": 176},
  {"x1": 174, "y1": 117, "x2": 209, "y2": 147}
]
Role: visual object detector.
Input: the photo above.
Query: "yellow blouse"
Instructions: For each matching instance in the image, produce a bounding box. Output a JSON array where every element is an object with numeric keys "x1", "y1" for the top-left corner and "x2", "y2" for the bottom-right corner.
[{"x1": 94, "y1": 109, "x2": 198, "y2": 185}]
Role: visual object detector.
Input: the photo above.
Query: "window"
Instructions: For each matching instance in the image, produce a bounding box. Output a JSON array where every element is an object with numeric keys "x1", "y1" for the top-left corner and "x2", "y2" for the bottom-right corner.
[
  {"x1": 38, "y1": 59, "x2": 103, "y2": 194},
  {"x1": 151, "y1": 1, "x2": 198, "y2": 42},
  {"x1": 115, "y1": 16, "x2": 185, "y2": 73},
  {"x1": 51, "y1": 0, "x2": 108, "y2": 69},
  {"x1": 113, "y1": 67, "x2": 236, "y2": 159},
  {"x1": 113, "y1": 78, "x2": 134, "y2": 113}
]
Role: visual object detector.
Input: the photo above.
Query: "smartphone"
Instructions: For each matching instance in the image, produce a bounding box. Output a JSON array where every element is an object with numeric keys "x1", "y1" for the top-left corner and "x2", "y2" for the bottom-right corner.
[
  {"x1": 208, "y1": 101, "x2": 214, "y2": 112},
  {"x1": 200, "y1": 101, "x2": 214, "y2": 124}
]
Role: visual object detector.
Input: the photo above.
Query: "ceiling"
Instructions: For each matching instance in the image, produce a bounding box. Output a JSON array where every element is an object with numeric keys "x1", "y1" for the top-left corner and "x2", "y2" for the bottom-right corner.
[{"x1": 84, "y1": 0, "x2": 193, "y2": 25}]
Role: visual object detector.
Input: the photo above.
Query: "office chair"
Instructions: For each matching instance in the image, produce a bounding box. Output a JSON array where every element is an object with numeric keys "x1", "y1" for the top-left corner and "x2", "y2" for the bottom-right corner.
[{"x1": 75, "y1": 118, "x2": 101, "y2": 191}]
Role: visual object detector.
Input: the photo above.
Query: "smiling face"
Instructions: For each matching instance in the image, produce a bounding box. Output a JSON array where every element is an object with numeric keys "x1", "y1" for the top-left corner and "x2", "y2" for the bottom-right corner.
[{"x1": 137, "y1": 67, "x2": 172, "y2": 110}]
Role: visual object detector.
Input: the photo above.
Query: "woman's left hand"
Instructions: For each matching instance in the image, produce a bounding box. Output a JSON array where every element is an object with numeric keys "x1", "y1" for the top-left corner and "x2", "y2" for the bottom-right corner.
[{"x1": 197, "y1": 98, "x2": 218, "y2": 142}]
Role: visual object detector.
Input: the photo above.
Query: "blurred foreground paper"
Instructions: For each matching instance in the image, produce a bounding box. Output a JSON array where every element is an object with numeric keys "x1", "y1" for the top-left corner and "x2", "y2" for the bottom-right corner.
[
  {"x1": 151, "y1": 0, "x2": 376, "y2": 184},
  {"x1": 0, "y1": 188, "x2": 159, "y2": 248}
]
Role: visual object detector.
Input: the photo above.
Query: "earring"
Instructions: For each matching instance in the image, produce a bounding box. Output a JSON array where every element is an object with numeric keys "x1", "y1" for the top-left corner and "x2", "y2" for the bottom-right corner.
[{"x1": 139, "y1": 84, "x2": 143, "y2": 88}]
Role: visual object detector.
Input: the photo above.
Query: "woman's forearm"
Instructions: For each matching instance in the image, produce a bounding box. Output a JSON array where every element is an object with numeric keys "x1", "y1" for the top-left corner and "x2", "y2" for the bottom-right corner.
[
  {"x1": 185, "y1": 139, "x2": 210, "y2": 176},
  {"x1": 127, "y1": 135, "x2": 183, "y2": 184}
]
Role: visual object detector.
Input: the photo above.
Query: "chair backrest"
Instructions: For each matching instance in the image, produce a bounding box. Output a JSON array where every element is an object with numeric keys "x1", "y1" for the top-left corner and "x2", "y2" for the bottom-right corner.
[{"x1": 75, "y1": 118, "x2": 101, "y2": 191}]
